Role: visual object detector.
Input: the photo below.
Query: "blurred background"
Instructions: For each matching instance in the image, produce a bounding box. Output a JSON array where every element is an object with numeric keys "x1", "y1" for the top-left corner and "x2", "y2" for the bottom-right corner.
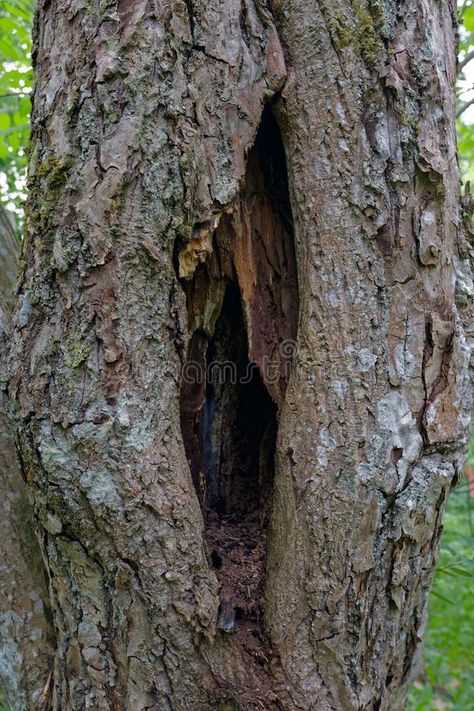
[{"x1": 0, "y1": 2, "x2": 472, "y2": 709}]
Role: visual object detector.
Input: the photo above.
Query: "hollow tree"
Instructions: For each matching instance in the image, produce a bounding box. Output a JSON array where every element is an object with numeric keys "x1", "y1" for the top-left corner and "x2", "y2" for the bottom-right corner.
[{"x1": 2, "y1": 0, "x2": 473, "y2": 709}]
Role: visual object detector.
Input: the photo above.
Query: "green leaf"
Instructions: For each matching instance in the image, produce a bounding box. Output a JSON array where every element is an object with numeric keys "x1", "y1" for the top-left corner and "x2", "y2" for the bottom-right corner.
[
  {"x1": 0, "y1": 123, "x2": 29, "y2": 136},
  {"x1": 446, "y1": 566, "x2": 473, "y2": 578},
  {"x1": 0, "y1": 0, "x2": 33, "y2": 218},
  {"x1": 464, "y1": 5, "x2": 474, "y2": 31},
  {"x1": 430, "y1": 589, "x2": 456, "y2": 605}
]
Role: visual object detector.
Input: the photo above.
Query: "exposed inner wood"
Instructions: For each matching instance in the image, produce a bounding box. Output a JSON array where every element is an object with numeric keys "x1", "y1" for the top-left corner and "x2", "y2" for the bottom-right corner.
[{"x1": 179, "y1": 105, "x2": 298, "y2": 662}]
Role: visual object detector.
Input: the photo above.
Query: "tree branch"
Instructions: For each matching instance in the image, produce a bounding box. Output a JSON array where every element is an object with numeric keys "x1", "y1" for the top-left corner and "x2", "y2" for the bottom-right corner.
[
  {"x1": 459, "y1": 48, "x2": 474, "y2": 74},
  {"x1": 457, "y1": 95, "x2": 474, "y2": 118}
]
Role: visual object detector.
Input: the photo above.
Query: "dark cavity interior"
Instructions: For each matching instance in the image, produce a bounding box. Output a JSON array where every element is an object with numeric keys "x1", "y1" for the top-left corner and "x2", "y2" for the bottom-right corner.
[
  {"x1": 202, "y1": 282, "x2": 277, "y2": 519},
  {"x1": 178, "y1": 103, "x2": 298, "y2": 640}
]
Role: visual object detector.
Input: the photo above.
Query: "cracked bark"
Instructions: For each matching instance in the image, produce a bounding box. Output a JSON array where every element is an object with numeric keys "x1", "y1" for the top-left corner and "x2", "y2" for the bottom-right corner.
[
  {"x1": 0, "y1": 206, "x2": 55, "y2": 710},
  {"x1": 4, "y1": 0, "x2": 473, "y2": 710}
]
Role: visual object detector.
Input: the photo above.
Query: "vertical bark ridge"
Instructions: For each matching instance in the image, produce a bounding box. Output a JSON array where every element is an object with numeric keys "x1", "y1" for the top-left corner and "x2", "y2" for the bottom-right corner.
[{"x1": 264, "y1": 1, "x2": 472, "y2": 709}]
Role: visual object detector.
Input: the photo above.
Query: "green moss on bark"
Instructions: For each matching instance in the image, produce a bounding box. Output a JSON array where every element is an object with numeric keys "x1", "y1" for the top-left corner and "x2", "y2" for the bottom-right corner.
[
  {"x1": 64, "y1": 339, "x2": 93, "y2": 369},
  {"x1": 325, "y1": 1, "x2": 386, "y2": 70},
  {"x1": 26, "y1": 154, "x2": 74, "y2": 235},
  {"x1": 352, "y1": 0, "x2": 386, "y2": 69}
]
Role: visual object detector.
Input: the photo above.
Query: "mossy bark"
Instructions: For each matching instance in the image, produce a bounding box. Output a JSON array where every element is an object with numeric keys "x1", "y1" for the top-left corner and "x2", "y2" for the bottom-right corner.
[{"x1": 5, "y1": 0, "x2": 473, "y2": 709}]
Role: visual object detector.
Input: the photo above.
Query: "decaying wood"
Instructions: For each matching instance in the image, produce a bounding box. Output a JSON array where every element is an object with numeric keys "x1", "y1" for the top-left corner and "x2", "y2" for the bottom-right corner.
[
  {"x1": 4, "y1": 0, "x2": 472, "y2": 709},
  {"x1": 0, "y1": 206, "x2": 55, "y2": 710}
]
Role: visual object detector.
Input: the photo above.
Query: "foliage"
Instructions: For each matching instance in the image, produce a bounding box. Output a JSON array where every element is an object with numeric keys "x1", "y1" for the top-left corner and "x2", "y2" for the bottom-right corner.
[
  {"x1": 0, "y1": 0, "x2": 33, "y2": 218},
  {"x1": 408, "y1": 467, "x2": 474, "y2": 711},
  {"x1": 458, "y1": 1, "x2": 474, "y2": 183}
]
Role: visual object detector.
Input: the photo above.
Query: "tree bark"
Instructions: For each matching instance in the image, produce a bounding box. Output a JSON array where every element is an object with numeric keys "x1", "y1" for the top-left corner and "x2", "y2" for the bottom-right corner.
[
  {"x1": 5, "y1": 0, "x2": 472, "y2": 710},
  {"x1": 0, "y1": 206, "x2": 55, "y2": 710}
]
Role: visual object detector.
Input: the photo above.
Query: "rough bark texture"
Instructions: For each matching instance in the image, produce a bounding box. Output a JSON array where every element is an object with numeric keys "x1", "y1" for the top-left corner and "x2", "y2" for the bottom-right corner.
[
  {"x1": 5, "y1": 0, "x2": 473, "y2": 709},
  {"x1": 0, "y1": 207, "x2": 55, "y2": 710}
]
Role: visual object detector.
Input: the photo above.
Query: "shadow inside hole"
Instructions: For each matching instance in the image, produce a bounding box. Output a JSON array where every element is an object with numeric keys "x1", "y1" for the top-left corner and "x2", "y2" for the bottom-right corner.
[
  {"x1": 202, "y1": 282, "x2": 277, "y2": 521},
  {"x1": 178, "y1": 101, "x2": 298, "y2": 636}
]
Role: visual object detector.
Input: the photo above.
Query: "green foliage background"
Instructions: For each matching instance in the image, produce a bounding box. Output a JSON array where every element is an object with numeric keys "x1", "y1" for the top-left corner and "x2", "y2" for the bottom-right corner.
[
  {"x1": 408, "y1": 470, "x2": 474, "y2": 710},
  {"x1": 458, "y1": 1, "x2": 474, "y2": 183},
  {"x1": 0, "y1": 0, "x2": 32, "y2": 219},
  {"x1": 0, "y1": 2, "x2": 473, "y2": 710}
]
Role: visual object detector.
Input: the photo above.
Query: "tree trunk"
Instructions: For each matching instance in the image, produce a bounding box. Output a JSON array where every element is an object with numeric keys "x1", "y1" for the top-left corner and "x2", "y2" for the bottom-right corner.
[
  {"x1": 0, "y1": 206, "x2": 55, "y2": 710},
  {"x1": 6, "y1": 0, "x2": 472, "y2": 709}
]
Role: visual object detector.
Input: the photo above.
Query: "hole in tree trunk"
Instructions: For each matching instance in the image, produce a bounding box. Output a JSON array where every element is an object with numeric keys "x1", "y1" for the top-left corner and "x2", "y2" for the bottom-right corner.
[
  {"x1": 203, "y1": 281, "x2": 277, "y2": 632},
  {"x1": 202, "y1": 281, "x2": 277, "y2": 520},
  {"x1": 178, "y1": 102, "x2": 298, "y2": 643}
]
